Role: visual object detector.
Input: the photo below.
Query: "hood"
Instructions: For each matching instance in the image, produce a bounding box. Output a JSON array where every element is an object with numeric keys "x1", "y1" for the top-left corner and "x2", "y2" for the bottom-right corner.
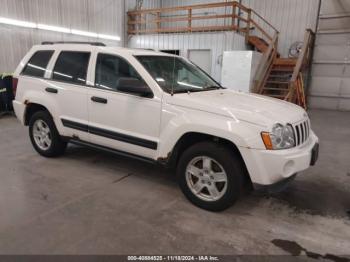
[{"x1": 166, "y1": 89, "x2": 307, "y2": 128}]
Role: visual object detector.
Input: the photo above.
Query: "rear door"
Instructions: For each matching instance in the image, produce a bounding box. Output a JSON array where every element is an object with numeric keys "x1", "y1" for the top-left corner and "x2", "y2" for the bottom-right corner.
[{"x1": 46, "y1": 49, "x2": 92, "y2": 141}]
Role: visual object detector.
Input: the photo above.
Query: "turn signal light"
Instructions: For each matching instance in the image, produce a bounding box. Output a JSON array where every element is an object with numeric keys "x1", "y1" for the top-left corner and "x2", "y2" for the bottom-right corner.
[{"x1": 261, "y1": 132, "x2": 273, "y2": 150}]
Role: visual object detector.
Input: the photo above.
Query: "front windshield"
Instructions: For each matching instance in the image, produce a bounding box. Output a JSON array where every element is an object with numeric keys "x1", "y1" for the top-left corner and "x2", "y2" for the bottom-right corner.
[{"x1": 135, "y1": 55, "x2": 222, "y2": 94}]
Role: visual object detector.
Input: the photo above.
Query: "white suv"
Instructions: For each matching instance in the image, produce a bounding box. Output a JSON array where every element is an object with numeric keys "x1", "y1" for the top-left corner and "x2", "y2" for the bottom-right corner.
[{"x1": 12, "y1": 42, "x2": 319, "y2": 211}]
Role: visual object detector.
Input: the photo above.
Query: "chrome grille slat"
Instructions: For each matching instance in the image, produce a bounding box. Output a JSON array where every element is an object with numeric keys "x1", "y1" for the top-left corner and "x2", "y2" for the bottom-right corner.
[
  {"x1": 293, "y1": 119, "x2": 310, "y2": 146},
  {"x1": 296, "y1": 125, "x2": 301, "y2": 145},
  {"x1": 300, "y1": 123, "x2": 304, "y2": 143}
]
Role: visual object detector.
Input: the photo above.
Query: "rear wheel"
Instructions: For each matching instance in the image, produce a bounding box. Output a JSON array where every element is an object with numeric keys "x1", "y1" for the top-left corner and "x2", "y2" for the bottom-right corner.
[
  {"x1": 177, "y1": 141, "x2": 245, "y2": 211},
  {"x1": 29, "y1": 111, "x2": 67, "y2": 157}
]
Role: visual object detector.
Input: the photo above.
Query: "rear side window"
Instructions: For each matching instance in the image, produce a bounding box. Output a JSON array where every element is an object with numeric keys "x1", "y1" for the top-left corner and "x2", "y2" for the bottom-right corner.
[
  {"x1": 22, "y1": 50, "x2": 54, "y2": 78},
  {"x1": 52, "y1": 51, "x2": 90, "y2": 85}
]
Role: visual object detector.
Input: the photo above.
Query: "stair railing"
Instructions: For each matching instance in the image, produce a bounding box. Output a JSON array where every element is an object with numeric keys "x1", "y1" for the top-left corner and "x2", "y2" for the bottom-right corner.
[
  {"x1": 285, "y1": 29, "x2": 315, "y2": 103},
  {"x1": 252, "y1": 32, "x2": 279, "y2": 93},
  {"x1": 127, "y1": 1, "x2": 277, "y2": 39}
]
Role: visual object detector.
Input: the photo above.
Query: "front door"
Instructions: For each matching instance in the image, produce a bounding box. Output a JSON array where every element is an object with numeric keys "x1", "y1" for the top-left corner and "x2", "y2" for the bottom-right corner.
[{"x1": 88, "y1": 53, "x2": 161, "y2": 159}]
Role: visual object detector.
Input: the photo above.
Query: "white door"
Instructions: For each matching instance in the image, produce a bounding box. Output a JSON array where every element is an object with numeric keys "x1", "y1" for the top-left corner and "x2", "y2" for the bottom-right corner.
[
  {"x1": 88, "y1": 53, "x2": 161, "y2": 159},
  {"x1": 47, "y1": 50, "x2": 91, "y2": 141},
  {"x1": 188, "y1": 50, "x2": 212, "y2": 74}
]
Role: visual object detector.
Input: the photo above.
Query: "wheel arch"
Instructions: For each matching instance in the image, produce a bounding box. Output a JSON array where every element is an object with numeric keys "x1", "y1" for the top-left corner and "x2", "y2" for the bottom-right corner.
[
  {"x1": 24, "y1": 103, "x2": 51, "y2": 126},
  {"x1": 161, "y1": 131, "x2": 252, "y2": 187}
]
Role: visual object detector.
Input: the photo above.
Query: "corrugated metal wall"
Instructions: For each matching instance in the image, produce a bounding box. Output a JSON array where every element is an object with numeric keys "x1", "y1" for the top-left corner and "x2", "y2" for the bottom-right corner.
[
  {"x1": 309, "y1": 0, "x2": 350, "y2": 111},
  {"x1": 0, "y1": 0, "x2": 124, "y2": 73}
]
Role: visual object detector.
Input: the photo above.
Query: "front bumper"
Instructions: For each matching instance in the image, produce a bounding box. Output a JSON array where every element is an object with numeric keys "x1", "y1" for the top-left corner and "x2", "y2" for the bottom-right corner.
[{"x1": 239, "y1": 131, "x2": 319, "y2": 187}]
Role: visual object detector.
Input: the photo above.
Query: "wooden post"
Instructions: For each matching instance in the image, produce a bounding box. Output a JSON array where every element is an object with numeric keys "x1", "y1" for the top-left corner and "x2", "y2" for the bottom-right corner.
[
  {"x1": 232, "y1": 3, "x2": 236, "y2": 29},
  {"x1": 188, "y1": 9, "x2": 192, "y2": 32},
  {"x1": 246, "y1": 8, "x2": 251, "y2": 43},
  {"x1": 157, "y1": 12, "x2": 161, "y2": 30}
]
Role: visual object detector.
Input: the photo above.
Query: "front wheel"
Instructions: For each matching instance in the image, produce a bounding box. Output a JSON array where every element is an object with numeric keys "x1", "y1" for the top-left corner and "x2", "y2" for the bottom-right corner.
[
  {"x1": 29, "y1": 111, "x2": 67, "y2": 157},
  {"x1": 177, "y1": 142, "x2": 246, "y2": 211}
]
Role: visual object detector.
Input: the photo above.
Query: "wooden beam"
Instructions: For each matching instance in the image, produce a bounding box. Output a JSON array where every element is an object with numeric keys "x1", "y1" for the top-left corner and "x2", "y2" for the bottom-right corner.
[
  {"x1": 128, "y1": 1, "x2": 237, "y2": 15},
  {"x1": 128, "y1": 14, "x2": 238, "y2": 25},
  {"x1": 128, "y1": 25, "x2": 243, "y2": 35}
]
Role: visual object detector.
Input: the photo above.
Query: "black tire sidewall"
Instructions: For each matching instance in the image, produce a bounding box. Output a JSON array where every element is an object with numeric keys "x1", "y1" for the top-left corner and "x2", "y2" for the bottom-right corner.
[
  {"x1": 29, "y1": 111, "x2": 66, "y2": 157},
  {"x1": 177, "y1": 142, "x2": 244, "y2": 212}
]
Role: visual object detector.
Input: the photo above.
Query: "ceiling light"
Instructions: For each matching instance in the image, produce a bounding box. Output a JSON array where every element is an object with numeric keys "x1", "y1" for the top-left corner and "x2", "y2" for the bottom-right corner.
[
  {"x1": 37, "y1": 24, "x2": 70, "y2": 33},
  {"x1": 0, "y1": 16, "x2": 121, "y2": 42},
  {"x1": 71, "y1": 29, "x2": 98, "y2": 38},
  {"x1": 0, "y1": 17, "x2": 36, "y2": 28},
  {"x1": 98, "y1": 34, "x2": 121, "y2": 41}
]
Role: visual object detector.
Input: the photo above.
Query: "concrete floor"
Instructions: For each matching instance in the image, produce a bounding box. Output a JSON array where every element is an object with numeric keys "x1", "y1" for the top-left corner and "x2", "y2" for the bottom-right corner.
[{"x1": 0, "y1": 109, "x2": 349, "y2": 256}]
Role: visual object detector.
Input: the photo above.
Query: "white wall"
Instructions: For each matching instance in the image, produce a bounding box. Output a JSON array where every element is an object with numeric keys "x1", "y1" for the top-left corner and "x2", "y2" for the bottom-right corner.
[
  {"x1": 128, "y1": 32, "x2": 246, "y2": 82},
  {"x1": 0, "y1": 0, "x2": 125, "y2": 73}
]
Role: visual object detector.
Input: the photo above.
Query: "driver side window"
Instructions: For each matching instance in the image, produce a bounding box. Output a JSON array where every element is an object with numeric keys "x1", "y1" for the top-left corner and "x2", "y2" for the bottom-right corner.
[{"x1": 95, "y1": 53, "x2": 143, "y2": 91}]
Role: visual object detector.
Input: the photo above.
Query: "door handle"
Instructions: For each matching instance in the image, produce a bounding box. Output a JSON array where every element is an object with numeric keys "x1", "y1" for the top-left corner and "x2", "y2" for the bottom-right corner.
[
  {"x1": 45, "y1": 87, "x2": 58, "y2": 94},
  {"x1": 91, "y1": 96, "x2": 108, "y2": 104}
]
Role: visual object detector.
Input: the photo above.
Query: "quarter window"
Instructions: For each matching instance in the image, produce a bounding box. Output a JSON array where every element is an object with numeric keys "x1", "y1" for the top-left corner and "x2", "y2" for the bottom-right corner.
[
  {"x1": 52, "y1": 51, "x2": 90, "y2": 85},
  {"x1": 95, "y1": 53, "x2": 143, "y2": 91},
  {"x1": 22, "y1": 50, "x2": 54, "y2": 78}
]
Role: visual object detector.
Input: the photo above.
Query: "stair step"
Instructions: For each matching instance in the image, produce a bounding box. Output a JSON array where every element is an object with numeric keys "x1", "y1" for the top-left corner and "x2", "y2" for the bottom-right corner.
[
  {"x1": 263, "y1": 87, "x2": 290, "y2": 91},
  {"x1": 248, "y1": 36, "x2": 269, "y2": 53},
  {"x1": 266, "y1": 80, "x2": 290, "y2": 84},
  {"x1": 265, "y1": 94, "x2": 286, "y2": 98},
  {"x1": 273, "y1": 58, "x2": 297, "y2": 66},
  {"x1": 268, "y1": 74, "x2": 292, "y2": 78},
  {"x1": 271, "y1": 67, "x2": 294, "y2": 72}
]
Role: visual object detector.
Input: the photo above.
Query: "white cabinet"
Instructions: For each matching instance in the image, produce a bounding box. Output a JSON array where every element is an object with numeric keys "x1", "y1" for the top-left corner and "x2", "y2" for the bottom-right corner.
[{"x1": 221, "y1": 51, "x2": 262, "y2": 93}]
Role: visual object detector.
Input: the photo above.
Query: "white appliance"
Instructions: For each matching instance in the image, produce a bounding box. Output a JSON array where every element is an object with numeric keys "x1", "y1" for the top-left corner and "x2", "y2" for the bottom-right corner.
[{"x1": 221, "y1": 51, "x2": 262, "y2": 93}]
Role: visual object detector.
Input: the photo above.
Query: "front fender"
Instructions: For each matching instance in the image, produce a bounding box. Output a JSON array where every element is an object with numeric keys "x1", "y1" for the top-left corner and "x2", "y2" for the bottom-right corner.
[{"x1": 157, "y1": 105, "x2": 266, "y2": 159}]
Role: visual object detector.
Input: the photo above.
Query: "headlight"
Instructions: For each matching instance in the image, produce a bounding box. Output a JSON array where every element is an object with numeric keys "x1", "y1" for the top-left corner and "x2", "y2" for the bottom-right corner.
[{"x1": 261, "y1": 123, "x2": 295, "y2": 150}]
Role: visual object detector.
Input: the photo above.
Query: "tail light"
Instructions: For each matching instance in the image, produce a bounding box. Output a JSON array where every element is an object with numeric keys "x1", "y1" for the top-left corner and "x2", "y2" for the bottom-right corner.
[{"x1": 12, "y1": 77, "x2": 18, "y2": 97}]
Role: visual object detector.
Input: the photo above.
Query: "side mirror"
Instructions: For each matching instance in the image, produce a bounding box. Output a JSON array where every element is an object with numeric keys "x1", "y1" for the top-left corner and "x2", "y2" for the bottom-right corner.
[{"x1": 117, "y1": 77, "x2": 153, "y2": 98}]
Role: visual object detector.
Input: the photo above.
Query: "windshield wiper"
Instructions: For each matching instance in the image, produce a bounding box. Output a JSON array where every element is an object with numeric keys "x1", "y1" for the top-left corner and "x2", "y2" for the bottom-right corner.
[{"x1": 203, "y1": 86, "x2": 222, "y2": 91}]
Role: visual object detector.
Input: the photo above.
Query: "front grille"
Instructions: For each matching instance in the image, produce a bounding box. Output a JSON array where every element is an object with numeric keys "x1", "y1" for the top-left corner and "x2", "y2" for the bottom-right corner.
[{"x1": 293, "y1": 119, "x2": 310, "y2": 146}]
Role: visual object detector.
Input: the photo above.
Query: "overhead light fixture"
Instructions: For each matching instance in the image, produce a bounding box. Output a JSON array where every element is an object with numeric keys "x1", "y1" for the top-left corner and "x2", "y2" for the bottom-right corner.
[
  {"x1": 98, "y1": 34, "x2": 121, "y2": 41},
  {"x1": 71, "y1": 29, "x2": 98, "y2": 38},
  {"x1": 0, "y1": 17, "x2": 36, "y2": 28},
  {"x1": 37, "y1": 24, "x2": 70, "y2": 33},
  {"x1": 0, "y1": 16, "x2": 121, "y2": 42}
]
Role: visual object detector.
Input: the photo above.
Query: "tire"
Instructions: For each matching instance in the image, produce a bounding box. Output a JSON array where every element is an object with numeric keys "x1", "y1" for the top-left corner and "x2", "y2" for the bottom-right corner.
[
  {"x1": 29, "y1": 110, "x2": 67, "y2": 157},
  {"x1": 177, "y1": 141, "x2": 245, "y2": 211}
]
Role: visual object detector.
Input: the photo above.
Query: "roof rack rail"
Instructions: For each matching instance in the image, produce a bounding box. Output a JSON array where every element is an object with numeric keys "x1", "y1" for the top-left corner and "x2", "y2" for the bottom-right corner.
[{"x1": 41, "y1": 41, "x2": 106, "y2": 46}]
